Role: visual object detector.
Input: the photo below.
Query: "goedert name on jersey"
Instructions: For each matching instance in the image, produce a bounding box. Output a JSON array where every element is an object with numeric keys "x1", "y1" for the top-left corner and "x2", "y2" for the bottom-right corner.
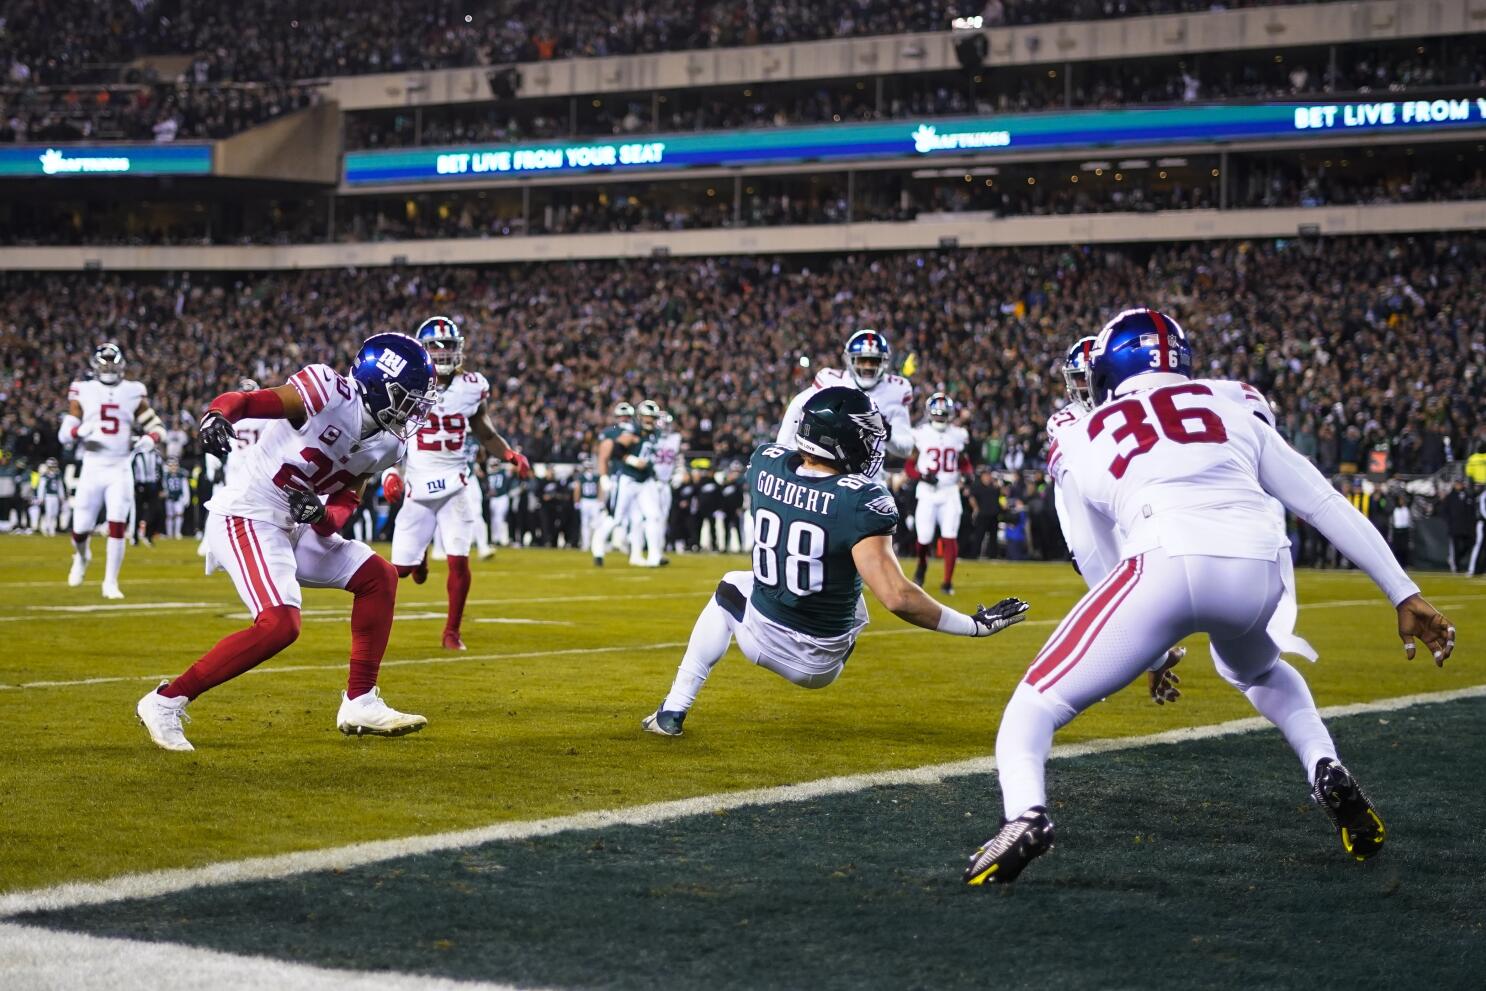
[
  {"x1": 207, "y1": 363, "x2": 405, "y2": 528},
  {"x1": 746, "y1": 444, "x2": 899, "y2": 638},
  {"x1": 69, "y1": 378, "x2": 150, "y2": 465},
  {"x1": 911, "y1": 423, "x2": 970, "y2": 492},
  {"x1": 405, "y1": 372, "x2": 489, "y2": 502}
]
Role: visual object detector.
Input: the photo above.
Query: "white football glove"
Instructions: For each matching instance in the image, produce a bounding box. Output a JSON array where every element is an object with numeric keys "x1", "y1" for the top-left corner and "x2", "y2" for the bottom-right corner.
[{"x1": 132, "y1": 433, "x2": 157, "y2": 454}]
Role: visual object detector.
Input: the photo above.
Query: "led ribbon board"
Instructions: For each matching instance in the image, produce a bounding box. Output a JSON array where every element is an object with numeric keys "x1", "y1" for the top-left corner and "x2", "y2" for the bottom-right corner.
[
  {"x1": 343, "y1": 98, "x2": 1486, "y2": 187},
  {"x1": 0, "y1": 144, "x2": 213, "y2": 178}
]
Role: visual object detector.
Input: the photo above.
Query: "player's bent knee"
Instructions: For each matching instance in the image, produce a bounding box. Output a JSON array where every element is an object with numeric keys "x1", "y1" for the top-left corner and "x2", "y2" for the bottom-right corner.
[
  {"x1": 107, "y1": 521, "x2": 127, "y2": 539},
  {"x1": 256, "y1": 605, "x2": 302, "y2": 653},
  {"x1": 350, "y1": 555, "x2": 399, "y2": 600}
]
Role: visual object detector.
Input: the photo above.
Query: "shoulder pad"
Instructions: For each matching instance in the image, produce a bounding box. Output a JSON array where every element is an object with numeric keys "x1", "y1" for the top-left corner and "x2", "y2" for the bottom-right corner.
[{"x1": 289, "y1": 364, "x2": 348, "y2": 416}]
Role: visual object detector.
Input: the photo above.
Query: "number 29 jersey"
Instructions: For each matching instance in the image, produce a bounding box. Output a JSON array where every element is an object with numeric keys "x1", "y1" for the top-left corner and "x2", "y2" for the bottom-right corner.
[
  {"x1": 404, "y1": 372, "x2": 489, "y2": 503},
  {"x1": 1052, "y1": 378, "x2": 1286, "y2": 562},
  {"x1": 206, "y1": 363, "x2": 406, "y2": 529}
]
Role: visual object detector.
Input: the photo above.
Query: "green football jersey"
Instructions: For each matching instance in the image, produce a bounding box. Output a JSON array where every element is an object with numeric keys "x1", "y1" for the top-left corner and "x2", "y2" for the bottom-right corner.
[
  {"x1": 616, "y1": 426, "x2": 656, "y2": 481},
  {"x1": 599, "y1": 424, "x2": 627, "y2": 476},
  {"x1": 578, "y1": 470, "x2": 601, "y2": 499},
  {"x1": 745, "y1": 444, "x2": 899, "y2": 638}
]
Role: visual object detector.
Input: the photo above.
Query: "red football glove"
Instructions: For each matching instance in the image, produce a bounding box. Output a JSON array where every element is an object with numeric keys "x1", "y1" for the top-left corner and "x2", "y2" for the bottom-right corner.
[
  {"x1": 505, "y1": 449, "x2": 532, "y2": 479},
  {"x1": 382, "y1": 470, "x2": 404, "y2": 504}
]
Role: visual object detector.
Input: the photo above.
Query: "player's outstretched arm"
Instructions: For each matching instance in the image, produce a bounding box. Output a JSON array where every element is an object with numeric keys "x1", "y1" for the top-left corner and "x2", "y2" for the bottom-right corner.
[
  {"x1": 852, "y1": 535, "x2": 1029, "y2": 636},
  {"x1": 471, "y1": 403, "x2": 530, "y2": 477}
]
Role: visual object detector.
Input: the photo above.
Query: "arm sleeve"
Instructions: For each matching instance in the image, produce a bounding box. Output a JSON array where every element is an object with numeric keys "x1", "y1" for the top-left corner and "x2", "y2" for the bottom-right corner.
[
  {"x1": 1257, "y1": 432, "x2": 1419, "y2": 605},
  {"x1": 775, "y1": 387, "x2": 813, "y2": 447},
  {"x1": 1054, "y1": 473, "x2": 1119, "y2": 588},
  {"x1": 884, "y1": 400, "x2": 914, "y2": 459},
  {"x1": 58, "y1": 414, "x2": 80, "y2": 445}
]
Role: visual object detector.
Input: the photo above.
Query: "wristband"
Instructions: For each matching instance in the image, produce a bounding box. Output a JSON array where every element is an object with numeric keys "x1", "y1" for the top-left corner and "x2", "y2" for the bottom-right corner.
[{"x1": 936, "y1": 606, "x2": 979, "y2": 637}]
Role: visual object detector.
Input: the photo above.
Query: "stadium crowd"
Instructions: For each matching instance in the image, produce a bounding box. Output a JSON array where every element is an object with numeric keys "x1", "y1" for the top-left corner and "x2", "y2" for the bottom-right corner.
[
  {"x1": 4, "y1": 2, "x2": 1343, "y2": 86},
  {"x1": 0, "y1": 81, "x2": 318, "y2": 143}
]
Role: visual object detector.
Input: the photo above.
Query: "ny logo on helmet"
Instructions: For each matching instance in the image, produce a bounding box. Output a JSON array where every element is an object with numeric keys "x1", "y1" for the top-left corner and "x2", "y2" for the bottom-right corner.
[{"x1": 376, "y1": 349, "x2": 409, "y2": 377}]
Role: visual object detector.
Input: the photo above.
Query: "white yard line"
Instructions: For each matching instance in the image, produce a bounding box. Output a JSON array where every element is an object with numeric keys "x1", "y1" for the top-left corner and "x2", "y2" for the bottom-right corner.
[
  {"x1": 0, "y1": 922, "x2": 532, "y2": 991},
  {"x1": 2, "y1": 683, "x2": 1481, "y2": 920}
]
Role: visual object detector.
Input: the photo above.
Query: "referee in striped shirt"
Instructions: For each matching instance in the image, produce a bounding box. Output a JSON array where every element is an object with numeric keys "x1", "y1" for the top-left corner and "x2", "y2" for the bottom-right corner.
[{"x1": 131, "y1": 445, "x2": 164, "y2": 546}]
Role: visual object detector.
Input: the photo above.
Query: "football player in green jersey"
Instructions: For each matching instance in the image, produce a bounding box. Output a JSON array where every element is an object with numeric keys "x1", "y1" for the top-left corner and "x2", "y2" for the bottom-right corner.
[
  {"x1": 643, "y1": 387, "x2": 1030, "y2": 737},
  {"x1": 590, "y1": 401, "x2": 636, "y2": 565}
]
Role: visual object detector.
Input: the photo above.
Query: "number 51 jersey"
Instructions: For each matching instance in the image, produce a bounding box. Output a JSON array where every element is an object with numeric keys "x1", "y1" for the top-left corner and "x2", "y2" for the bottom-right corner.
[
  {"x1": 404, "y1": 372, "x2": 488, "y2": 503},
  {"x1": 1053, "y1": 378, "x2": 1287, "y2": 562},
  {"x1": 206, "y1": 364, "x2": 406, "y2": 529}
]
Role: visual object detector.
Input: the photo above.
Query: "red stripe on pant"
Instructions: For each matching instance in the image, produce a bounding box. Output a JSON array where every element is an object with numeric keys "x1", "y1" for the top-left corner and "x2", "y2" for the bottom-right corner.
[
  {"x1": 223, "y1": 516, "x2": 263, "y2": 613},
  {"x1": 1024, "y1": 556, "x2": 1139, "y2": 686},
  {"x1": 1039, "y1": 556, "x2": 1145, "y2": 693},
  {"x1": 231, "y1": 517, "x2": 278, "y2": 611},
  {"x1": 241, "y1": 518, "x2": 284, "y2": 608}
]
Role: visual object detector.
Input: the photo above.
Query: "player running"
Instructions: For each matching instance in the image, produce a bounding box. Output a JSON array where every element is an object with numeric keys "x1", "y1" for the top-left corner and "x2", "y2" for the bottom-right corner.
[
  {"x1": 907, "y1": 392, "x2": 971, "y2": 594},
  {"x1": 384, "y1": 316, "x2": 531, "y2": 652},
  {"x1": 964, "y1": 309, "x2": 1457, "y2": 885},
  {"x1": 777, "y1": 329, "x2": 914, "y2": 481},
  {"x1": 642, "y1": 387, "x2": 1031, "y2": 737},
  {"x1": 59, "y1": 343, "x2": 166, "y2": 599},
  {"x1": 135, "y1": 333, "x2": 438, "y2": 752}
]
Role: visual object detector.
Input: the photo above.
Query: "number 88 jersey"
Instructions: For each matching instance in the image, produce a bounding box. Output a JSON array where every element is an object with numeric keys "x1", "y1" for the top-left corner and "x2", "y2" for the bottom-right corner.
[{"x1": 404, "y1": 372, "x2": 489, "y2": 503}]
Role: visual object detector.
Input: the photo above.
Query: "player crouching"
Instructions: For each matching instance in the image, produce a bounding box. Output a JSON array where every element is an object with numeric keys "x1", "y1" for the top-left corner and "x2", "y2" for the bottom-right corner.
[
  {"x1": 642, "y1": 387, "x2": 1031, "y2": 737},
  {"x1": 382, "y1": 316, "x2": 530, "y2": 651},
  {"x1": 136, "y1": 334, "x2": 437, "y2": 751}
]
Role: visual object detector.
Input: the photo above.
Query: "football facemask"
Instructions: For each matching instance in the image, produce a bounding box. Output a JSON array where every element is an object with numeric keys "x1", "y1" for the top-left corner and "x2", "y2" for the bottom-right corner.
[{"x1": 92, "y1": 343, "x2": 125, "y2": 385}]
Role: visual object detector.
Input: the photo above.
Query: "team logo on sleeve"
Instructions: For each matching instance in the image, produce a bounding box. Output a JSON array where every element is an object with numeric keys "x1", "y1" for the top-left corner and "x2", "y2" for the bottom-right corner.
[
  {"x1": 375, "y1": 349, "x2": 409, "y2": 377},
  {"x1": 863, "y1": 493, "x2": 897, "y2": 518}
]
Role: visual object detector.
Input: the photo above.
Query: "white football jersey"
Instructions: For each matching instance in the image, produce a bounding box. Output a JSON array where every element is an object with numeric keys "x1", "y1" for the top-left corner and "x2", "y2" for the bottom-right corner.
[
  {"x1": 652, "y1": 431, "x2": 684, "y2": 483},
  {"x1": 776, "y1": 367, "x2": 915, "y2": 467},
  {"x1": 1050, "y1": 378, "x2": 1293, "y2": 562},
  {"x1": 403, "y1": 371, "x2": 489, "y2": 502},
  {"x1": 207, "y1": 363, "x2": 405, "y2": 528},
  {"x1": 911, "y1": 422, "x2": 970, "y2": 492},
  {"x1": 69, "y1": 378, "x2": 150, "y2": 466},
  {"x1": 222, "y1": 416, "x2": 273, "y2": 488}
]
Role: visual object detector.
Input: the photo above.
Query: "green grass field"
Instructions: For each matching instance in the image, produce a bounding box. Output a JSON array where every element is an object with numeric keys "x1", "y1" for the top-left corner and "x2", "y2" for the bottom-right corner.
[{"x1": 1, "y1": 533, "x2": 1481, "y2": 987}]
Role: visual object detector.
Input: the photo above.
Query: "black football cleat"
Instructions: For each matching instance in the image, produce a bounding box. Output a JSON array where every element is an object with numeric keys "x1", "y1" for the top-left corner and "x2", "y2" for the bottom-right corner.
[
  {"x1": 1311, "y1": 758, "x2": 1385, "y2": 861},
  {"x1": 940, "y1": 582, "x2": 955, "y2": 596},
  {"x1": 593, "y1": 556, "x2": 604, "y2": 567},
  {"x1": 964, "y1": 806, "x2": 1055, "y2": 885},
  {"x1": 912, "y1": 562, "x2": 927, "y2": 587},
  {"x1": 641, "y1": 706, "x2": 686, "y2": 737}
]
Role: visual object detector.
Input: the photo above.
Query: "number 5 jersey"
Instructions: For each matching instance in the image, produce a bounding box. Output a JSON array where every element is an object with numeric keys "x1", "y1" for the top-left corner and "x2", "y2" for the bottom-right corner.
[
  {"x1": 206, "y1": 364, "x2": 407, "y2": 528},
  {"x1": 402, "y1": 372, "x2": 489, "y2": 503}
]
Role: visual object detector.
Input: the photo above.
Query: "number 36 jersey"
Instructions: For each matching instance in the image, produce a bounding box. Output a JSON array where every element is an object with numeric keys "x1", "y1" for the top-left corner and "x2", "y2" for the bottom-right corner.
[
  {"x1": 403, "y1": 372, "x2": 488, "y2": 503},
  {"x1": 745, "y1": 444, "x2": 900, "y2": 638},
  {"x1": 1050, "y1": 378, "x2": 1287, "y2": 562},
  {"x1": 206, "y1": 363, "x2": 406, "y2": 529}
]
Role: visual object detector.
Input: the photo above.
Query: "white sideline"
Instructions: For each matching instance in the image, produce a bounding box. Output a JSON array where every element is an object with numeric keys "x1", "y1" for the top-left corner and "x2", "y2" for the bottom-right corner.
[
  {"x1": 3, "y1": 683, "x2": 1482, "y2": 920},
  {"x1": 0, "y1": 922, "x2": 532, "y2": 991}
]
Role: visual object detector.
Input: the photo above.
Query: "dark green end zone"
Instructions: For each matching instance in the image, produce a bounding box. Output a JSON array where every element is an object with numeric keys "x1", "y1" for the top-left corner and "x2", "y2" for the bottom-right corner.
[{"x1": 27, "y1": 700, "x2": 1486, "y2": 990}]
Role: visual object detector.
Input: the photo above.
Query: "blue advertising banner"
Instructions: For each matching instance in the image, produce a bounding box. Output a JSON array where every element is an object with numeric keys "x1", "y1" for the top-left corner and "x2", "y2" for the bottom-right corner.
[{"x1": 0, "y1": 143, "x2": 213, "y2": 178}]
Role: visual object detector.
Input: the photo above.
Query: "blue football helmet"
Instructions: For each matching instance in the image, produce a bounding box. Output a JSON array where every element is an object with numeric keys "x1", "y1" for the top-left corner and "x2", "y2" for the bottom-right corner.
[
  {"x1": 1088, "y1": 308, "x2": 1193, "y2": 406},
  {"x1": 843, "y1": 329, "x2": 891, "y2": 390},
  {"x1": 1062, "y1": 336, "x2": 1097, "y2": 411},
  {"x1": 926, "y1": 392, "x2": 954, "y2": 431},
  {"x1": 415, "y1": 315, "x2": 463, "y2": 377},
  {"x1": 351, "y1": 333, "x2": 437, "y2": 440}
]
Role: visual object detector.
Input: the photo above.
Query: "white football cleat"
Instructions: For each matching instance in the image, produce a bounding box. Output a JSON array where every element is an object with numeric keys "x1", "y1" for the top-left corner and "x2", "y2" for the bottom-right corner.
[
  {"x1": 67, "y1": 549, "x2": 90, "y2": 587},
  {"x1": 137, "y1": 683, "x2": 194, "y2": 752},
  {"x1": 336, "y1": 687, "x2": 427, "y2": 737},
  {"x1": 101, "y1": 582, "x2": 125, "y2": 600},
  {"x1": 478, "y1": 546, "x2": 495, "y2": 560}
]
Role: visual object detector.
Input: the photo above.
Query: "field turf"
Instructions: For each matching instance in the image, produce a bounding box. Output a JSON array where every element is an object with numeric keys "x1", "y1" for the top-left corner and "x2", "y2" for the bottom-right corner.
[{"x1": 1, "y1": 533, "x2": 1481, "y2": 987}]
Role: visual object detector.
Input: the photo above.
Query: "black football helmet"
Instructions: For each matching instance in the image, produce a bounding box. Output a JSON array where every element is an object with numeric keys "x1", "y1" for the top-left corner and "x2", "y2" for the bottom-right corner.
[{"x1": 796, "y1": 386, "x2": 889, "y2": 477}]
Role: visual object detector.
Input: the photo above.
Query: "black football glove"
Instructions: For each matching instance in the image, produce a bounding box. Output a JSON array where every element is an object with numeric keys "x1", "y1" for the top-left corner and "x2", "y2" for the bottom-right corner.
[
  {"x1": 921, "y1": 471, "x2": 939, "y2": 486},
  {"x1": 199, "y1": 410, "x2": 237, "y2": 460},
  {"x1": 285, "y1": 486, "x2": 326, "y2": 525},
  {"x1": 970, "y1": 597, "x2": 1031, "y2": 637}
]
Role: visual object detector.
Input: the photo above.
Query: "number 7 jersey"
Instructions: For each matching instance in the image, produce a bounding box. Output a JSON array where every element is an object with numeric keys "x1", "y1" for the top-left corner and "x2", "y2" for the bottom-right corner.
[
  {"x1": 206, "y1": 364, "x2": 406, "y2": 529},
  {"x1": 1051, "y1": 378, "x2": 1287, "y2": 562},
  {"x1": 403, "y1": 372, "x2": 488, "y2": 503}
]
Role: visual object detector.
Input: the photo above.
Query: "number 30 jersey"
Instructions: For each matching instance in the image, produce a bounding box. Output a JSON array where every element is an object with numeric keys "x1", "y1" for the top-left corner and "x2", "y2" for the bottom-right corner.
[
  {"x1": 1051, "y1": 378, "x2": 1289, "y2": 562},
  {"x1": 910, "y1": 423, "x2": 970, "y2": 493},
  {"x1": 206, "y1": 363, "x2": 405, "y2": 529},
  {"x1": 745, "y1": 444, "x2": 899, "y2": 638},
  {"x1": 403, "y1": 372, "x2": 488, "y2": 503}
]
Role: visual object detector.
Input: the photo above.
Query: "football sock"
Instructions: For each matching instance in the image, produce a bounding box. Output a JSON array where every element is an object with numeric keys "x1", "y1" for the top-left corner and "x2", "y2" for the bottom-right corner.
[
  {"x1": 1229, "y1": 659, "x2": 1338, "y2": 784},
  {"x1": 646, "y1": 515, "x2": 666, "y2": 565},
  {"x1": 996, "y1": 683, "x2": 1064, "y2": 820},
  {"x1": 445, "y1": 555, "x2": 471, "y2": 637},
  {"x1": 663, "y1": 598, "x2": 734, "y2": 713},
  {"x1": 104, "y1": 525, "x2": 127, "y2": 585},
  {"x1": 942, "y1": 538, "x2": 959, "y2": 584},
  {"x1": 162, "y1": 605, "x2": 301, "y2": 699},
  {"x1": 71, "y1": 531, "x2": 89, "y2": 561},
  {"x1": 916, "y1": 542, "x2": 932, "y2": 571},
  {"x1": 346, "y1": 555, "x2": 397, "y2": 699}
]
